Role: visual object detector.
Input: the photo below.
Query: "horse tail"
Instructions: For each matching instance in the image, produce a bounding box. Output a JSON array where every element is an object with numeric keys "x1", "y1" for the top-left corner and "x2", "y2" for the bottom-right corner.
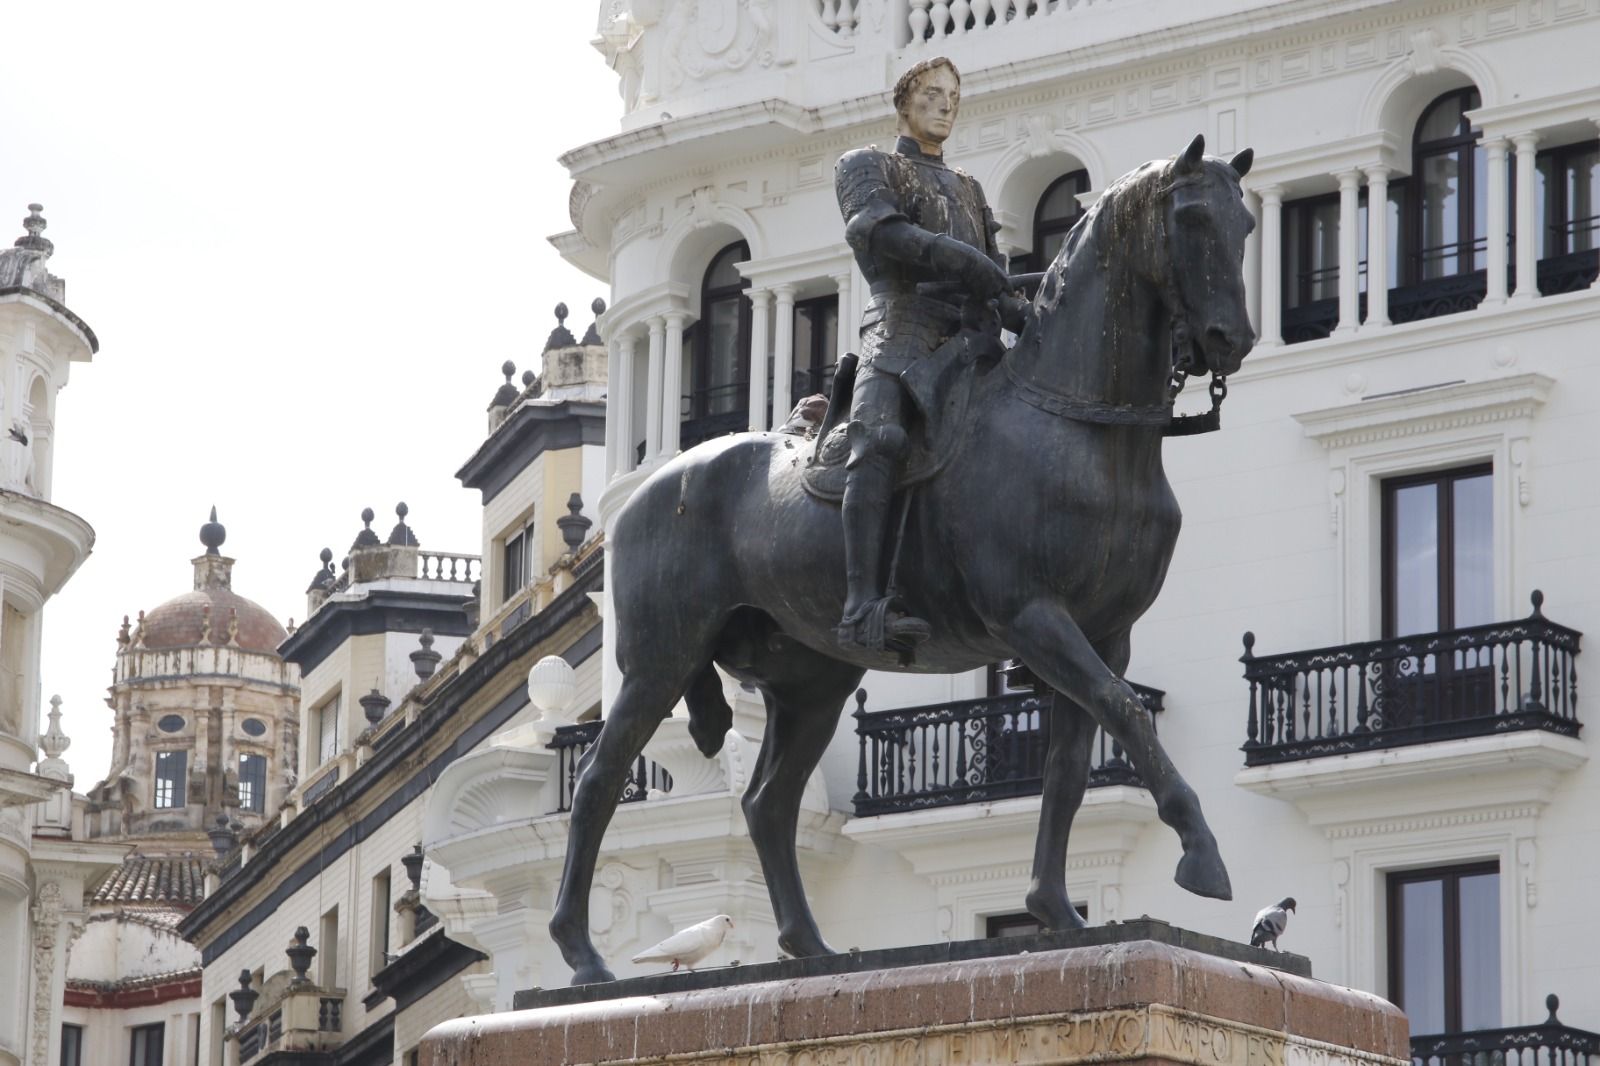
[{"x1": 684, "y1": 660, "x2": 733, "y2": 757}]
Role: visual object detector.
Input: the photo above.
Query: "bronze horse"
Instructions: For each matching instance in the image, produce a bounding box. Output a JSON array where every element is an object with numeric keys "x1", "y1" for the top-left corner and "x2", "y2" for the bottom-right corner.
[{"x1": 551, "y1": 136, "x2": 1257, "y2": 984}]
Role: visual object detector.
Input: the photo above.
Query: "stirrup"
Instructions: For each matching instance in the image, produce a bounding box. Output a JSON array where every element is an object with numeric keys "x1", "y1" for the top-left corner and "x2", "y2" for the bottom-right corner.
[{"x1": 836, "y1": 597, "x2": 931, "y2": 654}]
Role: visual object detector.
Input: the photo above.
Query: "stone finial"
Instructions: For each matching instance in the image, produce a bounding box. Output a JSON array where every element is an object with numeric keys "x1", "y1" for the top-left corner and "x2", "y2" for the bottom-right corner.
[
  {"x1": 206, "y1": 814, "x2": 236, "y2": 859},
  {"x1": 400, "y1": 844, "x2": 426, "y2": 891},
  {"x1": 410, "y1": 628, "x2": 441, "y2": 681},
  {"x1": 580, "y1": 297, "x2": 606, "y2": 345},
  {"x1": 351, "y1": 507, "x2": 381, "y2": 551},
  {"x1": 556, "y1": 493, "x2": 593, "y2": 553},
  {"x1": 359, "y1": 688, "x2": 391, "y2": 725},
  {"x1": 521, "y1": 369, "x2": 540, "y2": 399},
  {"x1": 527, "y1": 656, "x2": 577, "y2": 718},
  {"x1": 285, "y1": 926, "x2": 317, "y2": 985},
  {"x1": 544, "y1": 302, "x2": 578, "y2": 351},
  {"x1": 199, "y1": 506, "x2": 226, "y2": 555},
  {"x1": 15, "y1": 204, "x2": 52, "y2": 254},
  {"x1": 490, "y1": 361, "x2": 519, "y2": 409},
  {"x1": 306, "y1": 547, "x2": 336, "y2": 593},
  {"x1": 199, "y1": 604, "x2": 213, "y2": 644},
  {"x1": 40, "y1": 695, "x2": 70, "y2": 759},
  {"x1": 229, "y1": 969, "x2": 259, "y2": 1022},
  {"x1": 117, "y1": 615, "x2": 131, "y2": 648},
  {"x1": 132, "y1": 610, "x2": 146, "y2": 648},
  {"x1": 387, "y1": 502, "x2": 419, "y2": 547},
  {"x1": 225, "y1": 608, "x2": 240, "y2": 646}
]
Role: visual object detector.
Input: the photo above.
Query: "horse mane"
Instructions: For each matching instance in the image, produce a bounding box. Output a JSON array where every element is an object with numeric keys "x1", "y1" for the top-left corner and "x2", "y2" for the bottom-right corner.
[{"x1": 1053, "y1": 158, "x2": 1172, "y2": 285}]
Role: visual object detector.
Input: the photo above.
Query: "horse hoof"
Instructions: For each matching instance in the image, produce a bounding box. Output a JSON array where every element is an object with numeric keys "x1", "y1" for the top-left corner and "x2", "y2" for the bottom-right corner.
[
  {"x1": 1175, "y1": 848, "x2": 1233, "y2": 901},
  {"x1": 570, "y1": 961, "x2": 617, "y2": 986},
  {"x1": 778, "y1": 928, "x2": 837, "y2": 959},
  {"x1": 1025, "y1": 885, "x2": 1088, "y2": 931}
]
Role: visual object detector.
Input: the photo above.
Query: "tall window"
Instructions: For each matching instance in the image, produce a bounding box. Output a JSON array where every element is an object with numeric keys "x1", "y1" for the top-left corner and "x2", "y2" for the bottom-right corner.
[
  {"x1": 238, "y1": 753, "x2": 267, "y2": 813},
  {"x1": 1409, "y1": 88, "x2": 1486, "y2": 283},
  {"x1": 316, "y1": 694, "x2": 340, "y2": 766},
  {"x1": 501, "y1": 521, "x2": 532, "y2": 602},
  {"x1": 370, "y1": 869, "x2": 391, "y2": 978},
  {"x1": 1388, "y1": 863, "x2": 1500, "y2": 1035},
  {"x1": 1027, "y1": 171, "x2": 1090, "y2": 274},
  {"x1": 685, "y1": 241, "x2": 752, "y2": 420},
  {"x1": 1382, "y1": 466, "x2": 1493, "y2": 638},
  {"x1": 153, "y1": 750, "x2": 186, "y2": 809},
  {"x1": 61, "y1": 1024, "x2": 83, "y2": 1066},
  {"x1": 1534, "y1": 140, "x2": 1600, "y2": 259},
  {"x1": 319, "y1": 907, "x2": 340, "y2": 987},
  {"x1": 130, "y1": 1023, "x2": 164, "y2": 1066},
  {"x1": 792, "y1": 295, "x2": 839, "y2": 401}
]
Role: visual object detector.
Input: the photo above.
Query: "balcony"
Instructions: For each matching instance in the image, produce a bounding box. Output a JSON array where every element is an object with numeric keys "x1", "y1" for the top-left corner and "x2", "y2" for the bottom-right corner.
[
  {"x1": 1412, "y1": 996, "x2": 1600, "y2": 1066},
  {"x1": 547, "y1": 720, "x2": 672, "y2": 813},
  {"x1": 1241, "y1": 592, "x2": 1580, "y2": 768},
  {"x1": 851, "y1": 685, "x2": 1163, "y2": 817}
]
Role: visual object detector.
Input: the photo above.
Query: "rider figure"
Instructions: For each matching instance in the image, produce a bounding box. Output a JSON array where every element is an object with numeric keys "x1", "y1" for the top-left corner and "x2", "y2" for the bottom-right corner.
[{"x1": 834, "y1": 57, "x2": 1013, "y2": 654}]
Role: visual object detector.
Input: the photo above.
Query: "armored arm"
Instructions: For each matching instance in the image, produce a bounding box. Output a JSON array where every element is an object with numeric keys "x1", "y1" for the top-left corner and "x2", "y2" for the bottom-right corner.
[{"x1": 836, "y1": 149, "x2": 1010, "y2": 298}]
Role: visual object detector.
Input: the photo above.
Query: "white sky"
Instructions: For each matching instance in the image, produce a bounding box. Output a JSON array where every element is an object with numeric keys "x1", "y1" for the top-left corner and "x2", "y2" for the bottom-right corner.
[{"x1": 0, "y1": 2, "x2": 621, "y2": 786}]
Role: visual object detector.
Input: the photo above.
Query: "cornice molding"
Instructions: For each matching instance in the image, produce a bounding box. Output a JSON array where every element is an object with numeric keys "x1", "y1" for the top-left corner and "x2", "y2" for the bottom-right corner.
[{"x1": 1292, "y1": 372, "x2": 1554, "y2": 450}]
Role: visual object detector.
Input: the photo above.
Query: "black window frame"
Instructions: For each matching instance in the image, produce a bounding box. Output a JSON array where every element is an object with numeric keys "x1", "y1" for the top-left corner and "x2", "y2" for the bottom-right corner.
[
  {"x1": 792, "y1": 294, "x2": 839, "y2": 402},
  {"x1": 1024, "y1": 170, "x2": 1090, "y2": 274},
  {"x1": 238, "y1": 752, "x2": 267, "y2": 813},
  {"x1": 985, "y1": 905, "x2": 1086, "y2": 939},
  {"x1": 61, "y1": 1024, "x2": 83, "y2": 1066},
  {"x1": 1406, "y1": 87, "x2": 1485, "y2": 285},
  {"x1": 1535, "y1": 138, "x2": 1600, "y2": 258},
  {"x1": 685, "y1": 241, "x2": 752, "y2": 422},
  {"x1": 501, "y1": 523, "x2": 531, "y2": 603},
  {"x1": 1386, "y1": 861, "x2": 1501, "y2": 1035},
  {"x1": 1380, "y1": 463, "x2": 1493, "y2": 639},
  {"x1": 153, "y1": 750, "x2": 186, "y2": 809},
  {"x1": 130, "y1": 1023, "x2": 165, "y2": 1066}
]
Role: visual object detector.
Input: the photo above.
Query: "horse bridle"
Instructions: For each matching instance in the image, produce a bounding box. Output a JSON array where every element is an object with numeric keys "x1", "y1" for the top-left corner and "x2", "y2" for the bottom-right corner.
[{"x1": 1154, "y1": 185, "x2": 1230, "y2": 438}]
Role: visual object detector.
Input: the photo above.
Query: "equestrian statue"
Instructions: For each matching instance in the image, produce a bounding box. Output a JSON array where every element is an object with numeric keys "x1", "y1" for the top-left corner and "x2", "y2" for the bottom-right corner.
[{"x1": 550, "y1": 56, "x2": 1258, "y2": 985}]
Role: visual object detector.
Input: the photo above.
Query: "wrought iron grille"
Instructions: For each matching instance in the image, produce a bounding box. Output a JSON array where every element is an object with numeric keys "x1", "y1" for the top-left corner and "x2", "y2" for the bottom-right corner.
[
  {"x1": 851, "y1": 685, "x2": 1164, "y2": 817},
  {"x1": 1412, "y1": 995, "x2": 1600, "y2": 1066},
  {"x1": 547, "y1": 721, "x2": 673, "y2": 813},
  {"x1": 1242, "y1": 592, "x2": 1580, "y2": 766}
]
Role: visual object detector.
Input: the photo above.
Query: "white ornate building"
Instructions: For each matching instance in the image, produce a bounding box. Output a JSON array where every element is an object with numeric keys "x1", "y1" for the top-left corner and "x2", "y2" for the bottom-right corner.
[
  {"x1": 421, "y1": 0, "x2": 1600, "y2": 1052},
  {"x1": 0, "y1": 205, "x2": 126, "y2": 1066}
]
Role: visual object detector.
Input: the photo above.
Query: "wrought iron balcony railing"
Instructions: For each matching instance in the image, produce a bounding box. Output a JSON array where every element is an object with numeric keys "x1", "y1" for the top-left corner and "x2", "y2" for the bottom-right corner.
[
  {"x1": 547, "y1": 721, "x2": 673, "y2": 813},
  {"x1": 1411, "y1": 995, "x2": 1600, "y2": 1066},
  {"x1": 851, "y1": 685, "x2": 1164, "y2": 817},
  {"x1": 1241, "y1": 592, "x2": 1581, "y2": 767}
]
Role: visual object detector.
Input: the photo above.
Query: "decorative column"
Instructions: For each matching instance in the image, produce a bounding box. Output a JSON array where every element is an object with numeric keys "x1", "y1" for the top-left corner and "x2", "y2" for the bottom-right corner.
[
  {"x1": 613, "y1": 332, "x2": 637, "y2": 476},
  {"x1": 1483, "y1": 138, "x2": 1510, "y2": 303},
  {"x1": 660, "y1": 311, "x2": 687, "y2": 458},
  {"x1": 832, "y1": 270, "x2": 854, "y2": 364},
  {"x1": 1363, "y1": 166, "x2": 1391, "y2": 328},
  {"x1": 604, "y1": 336, "x2": 621, "y2": 479},
  {"x1": 771, "y1": 284, "x2": 796, "y2": 425},
  {"x1": 1511, "y1": 132, "x2": 1541, "y2": 301},
  {"x1": 643, "y1": 316, "x2": 665, "y2": 464},
  {"x1": 1335, "y1": 169, "x2": 1362, "y2": 334},
  {"x1": 747, "y1": 289, "x2": 771, "y2": 432},
  {"x1": 1258, "y1": 186, "x2": 1284, "y2": 346}
]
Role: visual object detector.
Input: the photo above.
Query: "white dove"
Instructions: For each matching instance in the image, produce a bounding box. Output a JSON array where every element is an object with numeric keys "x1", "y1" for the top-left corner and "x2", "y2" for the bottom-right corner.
[
  {"x1": 1250, "y1": 897, "x2": 1296, "y2": 950},
  {"x1": 631, "y1": 914, "x2": 735, "y2": 972}
]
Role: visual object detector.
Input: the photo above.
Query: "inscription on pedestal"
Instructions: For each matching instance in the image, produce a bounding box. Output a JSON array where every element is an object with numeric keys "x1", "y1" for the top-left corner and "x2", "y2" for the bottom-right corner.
[{"x1": 659, "y1": 1005, "x2": 1409, "y2": 1066}]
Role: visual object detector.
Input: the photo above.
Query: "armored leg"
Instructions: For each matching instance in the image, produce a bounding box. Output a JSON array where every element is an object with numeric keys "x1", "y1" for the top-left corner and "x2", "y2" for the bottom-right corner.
[{"x1": 837, "y1": 372, "x2": 930, "y2": 652}]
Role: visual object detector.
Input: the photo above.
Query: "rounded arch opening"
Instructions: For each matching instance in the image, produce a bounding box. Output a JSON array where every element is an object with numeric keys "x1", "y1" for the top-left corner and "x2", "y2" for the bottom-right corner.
[{"x1": 991, "y1": 152, "x2": 1093, "y2": 271}]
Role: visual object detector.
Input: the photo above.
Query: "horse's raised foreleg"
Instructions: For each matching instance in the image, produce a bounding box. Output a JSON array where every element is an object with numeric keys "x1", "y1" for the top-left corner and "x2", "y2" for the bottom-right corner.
[
  {"x1": 1024, "y1": 690, "x2": 1097, "y2": 930},
  {"x1": 1006, "y1": 607, "x2": 1232, "y2": 901},
  {"x1": 548, "y1": 676, "x2": 677, "y2": 984},
  {"x1": 741, "y1": 660, "x2": 863, "y2": 959}
]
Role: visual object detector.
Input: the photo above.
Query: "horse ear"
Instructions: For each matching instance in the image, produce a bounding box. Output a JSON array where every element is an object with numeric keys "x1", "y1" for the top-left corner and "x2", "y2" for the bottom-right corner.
[
  {"x1": 1229, "y1": 148, "x2": 1254, "y2": 178},
  {"x1": 1176, "y1": 134, "x2": 1205, "y2": 175}
]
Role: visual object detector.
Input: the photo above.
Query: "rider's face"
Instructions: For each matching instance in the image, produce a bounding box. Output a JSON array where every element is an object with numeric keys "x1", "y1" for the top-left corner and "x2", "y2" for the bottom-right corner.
[{"x1": 899, "y1": 67, "x2": 960, "y2": 151}]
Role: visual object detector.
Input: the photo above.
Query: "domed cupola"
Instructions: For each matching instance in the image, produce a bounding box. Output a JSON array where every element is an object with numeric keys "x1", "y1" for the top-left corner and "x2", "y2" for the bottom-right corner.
[{"x1": 135, "y1": 507, "x2": 288, "y2": 654}]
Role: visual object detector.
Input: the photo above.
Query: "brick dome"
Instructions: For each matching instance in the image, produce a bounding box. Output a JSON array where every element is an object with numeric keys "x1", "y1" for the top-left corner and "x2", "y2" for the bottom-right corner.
[{"x1": 140, "y1": 587, "x2": 287, "y2": 655}]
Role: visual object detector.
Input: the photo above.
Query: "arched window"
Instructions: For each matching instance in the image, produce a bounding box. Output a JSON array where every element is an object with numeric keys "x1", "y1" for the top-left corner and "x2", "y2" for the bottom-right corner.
[
  {"x1": 685, "y1": 241, "x2": 751, "y2": 427},
  {"x1": 1029, "y1": 171, "x2": 1090, "y2": 273},
  {"x1": 1408, "y1": 88, "x2": 1484, "y2": 283}
]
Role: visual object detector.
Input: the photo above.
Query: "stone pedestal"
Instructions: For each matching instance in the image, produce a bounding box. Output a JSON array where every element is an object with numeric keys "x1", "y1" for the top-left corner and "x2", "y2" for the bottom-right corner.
[{"x1": 421, "y1": 925, "x2": 1407, "y2": 1066}]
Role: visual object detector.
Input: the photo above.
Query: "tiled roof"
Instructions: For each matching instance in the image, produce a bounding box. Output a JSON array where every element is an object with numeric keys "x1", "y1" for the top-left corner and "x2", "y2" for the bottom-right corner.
[{"x1": 92, "y1": 854, "x2": 206, "y2": 906}]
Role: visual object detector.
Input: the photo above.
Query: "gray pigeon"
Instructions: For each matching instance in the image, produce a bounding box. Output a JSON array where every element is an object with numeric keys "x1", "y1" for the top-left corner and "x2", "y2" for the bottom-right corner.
[
  {"x1": 631, "y1": 914, "x2": 734, "y2": 972},
  {"x1": 1251, "y1": 897, "x2": 1295, "y2": 949}
]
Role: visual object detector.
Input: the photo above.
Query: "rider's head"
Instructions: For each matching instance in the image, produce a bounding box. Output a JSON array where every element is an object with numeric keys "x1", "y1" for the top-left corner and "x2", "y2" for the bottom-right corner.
[{"x1": 894, "y1": 58, "x2": 961, "y2": 154}]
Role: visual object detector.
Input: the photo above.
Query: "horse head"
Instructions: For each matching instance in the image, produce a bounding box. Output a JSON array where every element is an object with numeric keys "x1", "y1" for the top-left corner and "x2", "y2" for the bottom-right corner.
[{"x1": 1163, "y1": 134, "x2": 1256, "y2": 377}]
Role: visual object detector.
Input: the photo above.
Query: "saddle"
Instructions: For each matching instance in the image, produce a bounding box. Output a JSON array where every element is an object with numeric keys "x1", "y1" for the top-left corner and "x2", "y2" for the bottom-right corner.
[{"x1": 800, "y1": 327, "x2": 994, "y2": 503}]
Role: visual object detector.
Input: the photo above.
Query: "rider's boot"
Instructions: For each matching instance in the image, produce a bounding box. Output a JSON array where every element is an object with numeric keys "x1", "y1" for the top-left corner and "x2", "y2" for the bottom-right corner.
[{"x1": 837, "y1": 439, "x2": 930, "y2": 654}]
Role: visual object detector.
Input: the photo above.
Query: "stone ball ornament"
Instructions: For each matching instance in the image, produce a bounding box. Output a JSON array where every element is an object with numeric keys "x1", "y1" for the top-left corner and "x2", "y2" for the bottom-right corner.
[{"x1": 527, "y1": 655, "x2": 577, "y2": 718}]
